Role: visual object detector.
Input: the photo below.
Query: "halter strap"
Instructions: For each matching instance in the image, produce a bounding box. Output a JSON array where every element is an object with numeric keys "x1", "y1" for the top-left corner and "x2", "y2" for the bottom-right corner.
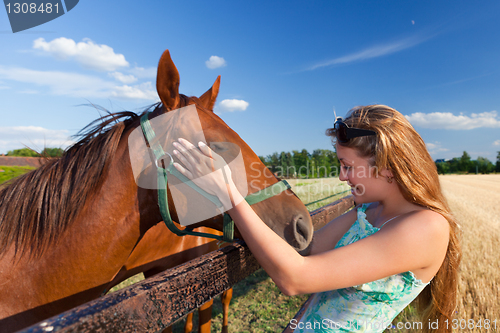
[{"x1": 139, "y1": 112, "x2": 291, "y2": 243}]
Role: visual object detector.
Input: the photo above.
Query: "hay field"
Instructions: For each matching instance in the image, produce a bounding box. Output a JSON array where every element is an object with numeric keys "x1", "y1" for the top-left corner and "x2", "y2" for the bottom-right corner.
[
  {"x1": 440, "y1": 175, "x2": 500, "y2": 330},
  {"x1": 392, "y1": 174, "x2": 500, "y2": 332}
]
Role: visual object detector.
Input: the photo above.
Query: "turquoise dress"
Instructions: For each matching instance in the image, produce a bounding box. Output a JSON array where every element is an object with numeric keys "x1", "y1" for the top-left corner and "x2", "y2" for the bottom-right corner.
[{"x1": 294, "y1": 204, "x2": 430, "y2": 332}]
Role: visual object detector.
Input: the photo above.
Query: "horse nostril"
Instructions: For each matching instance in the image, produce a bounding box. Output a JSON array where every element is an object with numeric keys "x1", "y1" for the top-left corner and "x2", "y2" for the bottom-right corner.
[
  {"x1": 292, "y1": 214, "x2": 312, "y2": 251},
  {"x1": 294, "y1": 216, "x2": 306, "y2": 242}
]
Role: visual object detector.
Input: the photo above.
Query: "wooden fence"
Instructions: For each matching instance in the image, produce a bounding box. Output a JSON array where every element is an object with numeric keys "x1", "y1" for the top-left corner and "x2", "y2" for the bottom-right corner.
[
  {"x1": 0, "y1": 156, "x2": 45, "y2": 168},
  {"x1": 18, "y1": 195, "x2": 354, "y2": 333}
]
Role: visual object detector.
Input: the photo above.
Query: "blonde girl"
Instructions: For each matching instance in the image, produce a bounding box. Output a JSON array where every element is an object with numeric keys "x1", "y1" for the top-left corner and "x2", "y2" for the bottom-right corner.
[{"x1": 172, "y1": 105, "x2": 461, "y2": 333}]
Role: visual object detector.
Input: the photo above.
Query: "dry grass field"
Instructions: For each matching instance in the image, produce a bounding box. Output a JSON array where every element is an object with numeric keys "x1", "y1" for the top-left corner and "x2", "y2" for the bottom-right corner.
[
  {"x1": 392, "y1": 174, "x2": 500, "y2": 332},
  {"x1": 440, "y1": 175, "x2": 500, "y2": 331}
]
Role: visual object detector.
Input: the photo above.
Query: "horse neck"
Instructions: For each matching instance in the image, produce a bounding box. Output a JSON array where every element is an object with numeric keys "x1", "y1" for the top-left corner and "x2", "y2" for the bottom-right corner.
[{"x1": 75, "y1": 129, "x2": 161, "y2": 249}]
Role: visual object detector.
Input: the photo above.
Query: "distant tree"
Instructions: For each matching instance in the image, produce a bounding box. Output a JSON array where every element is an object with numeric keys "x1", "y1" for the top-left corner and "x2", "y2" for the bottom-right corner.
[
  {"x1": 474, "y1": 157, "x2": 495, "y2": 174},
  {"x1": 276, "y1": 152, "x2": 287, "y2": 178},
  {"x1": 326, "y1": 150, "x2": 339, "y2": 176},
  {"x1": 6, "y1": 148, "x2": 39, "y2": 157},
  {"x1": 283, "y1": 152, "x2": 295, "y2": 178},
  {"x1": 459, "y1": 151, "x2": 472, "y2": 173},
  {"x1": 6, "y1": 147, "x2": 64, "y2": 158},
  {"x1": 436, "y1": 161, "x2": 450, "y2": 174},
  {"x1": 497, "y1": 151, "x2": 500, "y2": 173},
  {"x1": 41, "y1": 147, "x2": 64, "y2": 158},
  {"x1": 293, "y1": 149, "x2": 310, "y2": 178},
  {"x1": 311, "y1": 149, "x2": 338, "y2": 178},
  {"x1": 447, "y1": 157, "x2": 460, "y2": 173},
  {"x1": 266, "y1": 152, "x2": 280, "y2": 174}
]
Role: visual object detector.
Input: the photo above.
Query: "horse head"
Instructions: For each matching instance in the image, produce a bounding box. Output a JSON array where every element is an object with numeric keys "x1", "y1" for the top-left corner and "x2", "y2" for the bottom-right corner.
[{"x1": 133, "y1": 50, "x2": 313, "y2": 251}]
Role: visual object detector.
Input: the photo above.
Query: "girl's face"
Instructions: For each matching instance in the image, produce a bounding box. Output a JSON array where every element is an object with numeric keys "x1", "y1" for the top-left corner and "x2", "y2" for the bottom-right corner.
[{"x1": 335, "y1": 144, "x2": 390, "y2": 203}]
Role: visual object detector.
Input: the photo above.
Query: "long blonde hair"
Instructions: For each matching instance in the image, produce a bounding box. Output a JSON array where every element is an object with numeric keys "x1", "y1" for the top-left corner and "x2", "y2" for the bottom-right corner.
[{"x1": 327, "y1": 105, "x2": 461, "y2": 333}]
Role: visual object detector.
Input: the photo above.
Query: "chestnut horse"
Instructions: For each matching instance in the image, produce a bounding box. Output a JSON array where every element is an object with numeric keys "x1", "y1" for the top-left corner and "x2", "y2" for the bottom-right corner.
[{"x1": 0, "y1": 50, "x2": 313, "y2": 332}]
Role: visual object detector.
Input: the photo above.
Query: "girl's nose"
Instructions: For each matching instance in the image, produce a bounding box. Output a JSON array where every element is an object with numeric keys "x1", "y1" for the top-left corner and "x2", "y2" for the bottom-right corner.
[{"x1": 339, "y1": 169, "x2": 348, "y2": 181}]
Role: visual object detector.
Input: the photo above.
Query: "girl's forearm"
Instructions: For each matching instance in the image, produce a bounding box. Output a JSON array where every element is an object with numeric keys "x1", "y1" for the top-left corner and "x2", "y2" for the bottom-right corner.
[{"x1": 227, "y1": 183, "x2": 306, "y2": 295}]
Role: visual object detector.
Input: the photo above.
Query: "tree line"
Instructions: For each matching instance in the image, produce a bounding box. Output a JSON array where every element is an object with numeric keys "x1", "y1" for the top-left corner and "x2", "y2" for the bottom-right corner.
[
  {"x1": 6, "y1": 147, "x2": 500, "y2": 176},
  {"x1": 259, "y1": 149, "x2": 341, "y2": 178},
  {"x1": 4, "y1": 147, "x2": 64, "y2": 158},
  {"x1": 260, "y1": 149, "x2": 500, "y2": 178},
  {"x1": 435, "y1": 151, "x2": 500, "y2": 174}
]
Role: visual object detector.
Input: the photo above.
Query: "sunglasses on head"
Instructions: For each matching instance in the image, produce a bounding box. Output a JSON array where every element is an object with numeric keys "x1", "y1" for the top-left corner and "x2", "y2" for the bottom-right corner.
[{"x1": 333, "y1": 117, "x2": 376, "y2": 143}]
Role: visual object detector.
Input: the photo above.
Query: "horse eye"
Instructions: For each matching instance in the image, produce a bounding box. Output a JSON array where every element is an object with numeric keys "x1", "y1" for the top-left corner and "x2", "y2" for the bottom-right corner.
[{"x1": 210, "y1": 143, "x2": 227, "y2": 152}]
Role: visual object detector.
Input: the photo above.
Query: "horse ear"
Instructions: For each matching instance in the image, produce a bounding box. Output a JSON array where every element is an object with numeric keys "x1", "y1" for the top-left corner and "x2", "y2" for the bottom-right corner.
[
  {"x1": 198, "y1": 76, "x2": 221, "y2": 111},
  {"x1": 156, "y1": 50, "x2": 180, "y2": 111}
]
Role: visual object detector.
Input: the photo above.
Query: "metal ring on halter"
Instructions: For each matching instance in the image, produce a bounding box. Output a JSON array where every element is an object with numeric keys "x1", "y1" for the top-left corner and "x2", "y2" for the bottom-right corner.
[{"x1": 155, "y1": 151, "x2": 173, "y2": 169}]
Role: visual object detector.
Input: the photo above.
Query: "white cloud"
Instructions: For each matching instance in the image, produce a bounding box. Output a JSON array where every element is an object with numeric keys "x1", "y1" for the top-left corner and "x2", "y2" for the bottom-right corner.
[
  {"x1": 0, "y1": 66, "x2": 111, "y2": 97},
  {"x1": 109, "y1": 71, "x2": 138, "y2": 84},
  {"x1": 493, "y1": 140, "x2": 500, "y2": 146},
  {"x1": 426, "y1": 142, "x2": 449, "y2": 153},
  {"x1": 217, "y1": 99, "x2": 249, "y2": 112},
  {"x1": 0, "y1": 126, "x2": 74, "y2": 153},
  {"x1": 0, "y1": 66, "x2": 158, "y2": 101},
  {"x1": 111, "y1": 82, "x2": 158, "y2": 100},
  {"x1": 129, "y1": 66, "x2": 157, "y2": 78},
  {"x1": 405, "y1": 111, "x2": 500, "y2": 130},
  {"x1": 205, "y1": 56, "x2": 227, "y2": 69},
  {"x1": 33, "y1": 37, "x2": 129, "y2": 72},
  {"x1": 306, "y1": 34, "x2": 431, "y2": 71}
]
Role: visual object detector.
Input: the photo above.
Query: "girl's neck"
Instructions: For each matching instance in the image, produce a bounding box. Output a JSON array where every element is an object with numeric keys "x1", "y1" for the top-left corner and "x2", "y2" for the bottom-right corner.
[{"x1": 376, "y1": 190, "x2": 420, "y2": 219}]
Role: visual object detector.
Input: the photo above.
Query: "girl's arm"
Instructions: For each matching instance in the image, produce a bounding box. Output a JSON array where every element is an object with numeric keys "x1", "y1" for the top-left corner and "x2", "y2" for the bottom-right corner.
[
  {"x1": 225, "y1": 190, "x2": 448, "y2": 295},
  {"x1": 172, "y1": 139, "x2": 449, "y2": 296}
]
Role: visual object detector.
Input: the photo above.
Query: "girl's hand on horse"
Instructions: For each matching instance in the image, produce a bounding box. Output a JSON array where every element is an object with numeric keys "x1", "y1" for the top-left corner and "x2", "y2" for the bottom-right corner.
[{"x1": 173, "y1": 138, "x2": 242, "y2": 210}]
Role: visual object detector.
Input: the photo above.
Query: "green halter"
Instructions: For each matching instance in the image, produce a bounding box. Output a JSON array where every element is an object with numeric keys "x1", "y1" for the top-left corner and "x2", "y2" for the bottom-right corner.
[{"x1": 140, "y1": 112, "x2": 291, "y2": 243}]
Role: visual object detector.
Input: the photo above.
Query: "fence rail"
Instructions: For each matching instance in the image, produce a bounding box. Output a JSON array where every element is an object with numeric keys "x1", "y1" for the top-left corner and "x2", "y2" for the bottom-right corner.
[{"x1": 18, "y1": 195, "x2": 354, "y2": 333}]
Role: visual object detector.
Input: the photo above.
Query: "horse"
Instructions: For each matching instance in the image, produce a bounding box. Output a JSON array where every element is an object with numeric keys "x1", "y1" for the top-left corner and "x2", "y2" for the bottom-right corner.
[{"x1": 0, "y1": 50, "x2": 313, "y2": 332}]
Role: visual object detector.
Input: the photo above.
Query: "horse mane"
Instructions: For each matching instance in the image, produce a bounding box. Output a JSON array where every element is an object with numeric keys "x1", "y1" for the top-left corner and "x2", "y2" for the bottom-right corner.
[{"x1": 0, "y1": 104, "x2": 161, "y2": 259}]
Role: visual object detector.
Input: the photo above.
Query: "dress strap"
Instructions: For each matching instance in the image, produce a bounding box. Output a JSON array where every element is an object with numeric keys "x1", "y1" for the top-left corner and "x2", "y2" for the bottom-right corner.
[
  {"x1": 359, "y1": 203, "x2": 369, "y2": 212},
  {"x1": 380, "y1": 215, "x2": 401, "y2": 228}
]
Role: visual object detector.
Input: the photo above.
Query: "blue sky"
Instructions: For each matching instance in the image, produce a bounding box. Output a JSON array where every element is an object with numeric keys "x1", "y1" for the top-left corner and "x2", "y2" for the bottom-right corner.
[{"x1": 1, "y1": 0, "x2": 499, "y2": 161}]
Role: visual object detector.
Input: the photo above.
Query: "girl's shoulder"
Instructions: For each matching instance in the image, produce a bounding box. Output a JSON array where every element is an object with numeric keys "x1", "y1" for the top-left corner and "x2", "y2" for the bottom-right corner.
[
  {"x1": 364, "y1": 202, "x2": 449, "y2": 237},
  {"x1": 382, "y1": 208, "x2": 450, "y2": 246}
]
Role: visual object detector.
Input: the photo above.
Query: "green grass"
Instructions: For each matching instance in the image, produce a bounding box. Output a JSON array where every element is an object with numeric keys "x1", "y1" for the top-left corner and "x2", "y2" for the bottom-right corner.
[
  {"x1": 170, "y1": 269, "x2": 310, "y2": 333},
  {"x1": 106, "y1": 267, "x2": 309, "y2": 332},
  {"x1": 0, "y1": 165, "x2": 36, "y2": 185},
  {"x1": 287, "y1": 178, "x2": 351, "y2": 211}
]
